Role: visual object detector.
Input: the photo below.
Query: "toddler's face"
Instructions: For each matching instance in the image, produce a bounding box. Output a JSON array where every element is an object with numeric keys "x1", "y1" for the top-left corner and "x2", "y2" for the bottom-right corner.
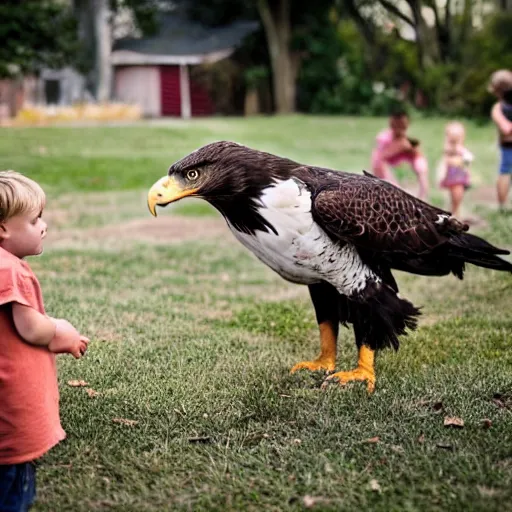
[
  {"x1": 446, "y1": 128, "x2": 464, "y2": 145},
  {"x1": 0, "y1": 208, "x2": 47, "y2": 258},
  {"x1": 389, "y1": 115, "x2": 409, "y2": 138}
]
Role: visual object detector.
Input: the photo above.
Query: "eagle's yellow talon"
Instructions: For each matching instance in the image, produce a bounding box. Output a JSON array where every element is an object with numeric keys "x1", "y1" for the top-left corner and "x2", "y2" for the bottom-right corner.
[
  {"x1": 322, "y1": 368, "x2": 376, "y2": 393},
  {"x1": 321, "y1": 346, "x2": 376, "y2": 392},
  {"x1": 290, "y1": 358, "x2": 336, "y2": 374},
  {"x1": 291, "y1": 321, "x2": 337, "y2": 374}
]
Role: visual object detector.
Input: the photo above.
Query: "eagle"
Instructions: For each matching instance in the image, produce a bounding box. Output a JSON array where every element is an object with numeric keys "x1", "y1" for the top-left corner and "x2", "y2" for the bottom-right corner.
[{"x1": 147, "y1": 141, "x2": 512, "y2": 392}]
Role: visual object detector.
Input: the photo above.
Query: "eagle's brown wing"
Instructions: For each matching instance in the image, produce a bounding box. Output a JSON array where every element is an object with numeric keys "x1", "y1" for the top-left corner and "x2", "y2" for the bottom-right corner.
[{"x1": 311, "y1": 173, "x2": 468, "y2": 255}]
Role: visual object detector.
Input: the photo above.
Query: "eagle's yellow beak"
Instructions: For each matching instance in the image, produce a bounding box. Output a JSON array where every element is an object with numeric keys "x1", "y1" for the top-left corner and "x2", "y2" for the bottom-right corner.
[{"x1": 147, "y1": 176, "x2": 199, "y2": 217}]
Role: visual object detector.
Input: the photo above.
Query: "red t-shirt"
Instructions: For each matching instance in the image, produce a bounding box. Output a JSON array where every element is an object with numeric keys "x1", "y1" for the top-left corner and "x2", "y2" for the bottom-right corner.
[{"x1": 0, "y1": 246, "x2": 65, "y2": 464}]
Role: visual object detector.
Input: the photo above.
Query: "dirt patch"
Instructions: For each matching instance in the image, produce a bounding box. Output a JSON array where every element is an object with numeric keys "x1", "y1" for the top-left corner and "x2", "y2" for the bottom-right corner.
[
  {"x1": 46, "y1": 215, "x2": 230, "y2": 248},
  {"x1": 468, "y1": 185, "x2": 497, "y2": 205}
]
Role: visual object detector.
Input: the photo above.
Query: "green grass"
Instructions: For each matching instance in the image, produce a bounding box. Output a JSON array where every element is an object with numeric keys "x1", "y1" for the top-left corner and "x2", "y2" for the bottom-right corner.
[
  {"x1": 0, "y1": 115, "x2": 504, "y2": 199},
  {"x1": 1, "y1": 116, "x2": 511, "y2": 511}
]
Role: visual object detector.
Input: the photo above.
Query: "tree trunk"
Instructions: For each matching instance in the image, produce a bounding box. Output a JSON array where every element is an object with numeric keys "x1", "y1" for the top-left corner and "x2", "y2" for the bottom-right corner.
[
  {"x1": 405, "y1": 0, "x2": 430, "y2": 68},
  {"x1": 93, "y1": 0, "x2": 112, "y2": 102},
  {"x1": 244, "y1": 88, "x2": 260, "y2": 116},
  {"x1": 73, "y1": 0, "x2": 95, "y2": 97},
  {"x1": 257, "y1": 0, "x2": 295, "y2": 114}
]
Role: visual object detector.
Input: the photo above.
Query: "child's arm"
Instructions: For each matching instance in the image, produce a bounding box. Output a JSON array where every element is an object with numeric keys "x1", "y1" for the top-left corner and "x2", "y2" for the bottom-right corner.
[
  {"x1": 12, "y1": 303, "x2": 89, "y2": 358},
  {"x1": 49, "y1": 318, "x2": 89, "y2": 358},
  {"x1": 380, "y1": 137, "x2": 414, "y2": 160},
  {"x1": 491, "y1": 102, "x2": 512, "y2": 136},
  {"x1": 462, "y1": 147, "x2": 474, "y2": 164},
  {"x1": 12, "y1": 303, "x2": 56, "y2": 345}
]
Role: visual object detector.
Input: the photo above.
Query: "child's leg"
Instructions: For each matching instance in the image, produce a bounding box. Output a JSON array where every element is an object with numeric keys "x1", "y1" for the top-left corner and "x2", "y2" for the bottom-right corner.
[
  {"x1": 0, "y1": 462, "x2": 36, "y2": 512},
  {"x1": 411, "y1": 154, "x2": 429, "y2": 201},
  {"x1": 449, "y1": 184, "x2": 465, "y2": 218},
  {"x1": 497, "y1": 147, "x2": 512, "y2": 208},
  {"x1": 371, "y1": 149, "x2": 399, "y2": 186},
  {"x1": 497, "y1": 174, "x2": 510, "y2": 207}
]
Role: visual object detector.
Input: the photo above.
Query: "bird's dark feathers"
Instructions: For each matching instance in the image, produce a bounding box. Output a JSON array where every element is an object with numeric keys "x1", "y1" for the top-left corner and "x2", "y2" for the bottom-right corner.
[
  {"x1": 306, "y1": 168, "x2": 465, "y2": 254},
  {"x1": 169, "y1": 141, "x2": 512, "y2": 278},
  {"x1": 166, "y1": 141, "x2": 512, "y2": 354}
]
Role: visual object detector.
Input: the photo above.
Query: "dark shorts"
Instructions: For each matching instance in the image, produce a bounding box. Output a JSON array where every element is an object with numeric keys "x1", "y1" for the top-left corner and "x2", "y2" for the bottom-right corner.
[
  {"x1": 0, "y1": 463, "x2": 36, "y2": 512},
  {"x1": 499, "y1": 146, "x2": 512, "y2": 175}
]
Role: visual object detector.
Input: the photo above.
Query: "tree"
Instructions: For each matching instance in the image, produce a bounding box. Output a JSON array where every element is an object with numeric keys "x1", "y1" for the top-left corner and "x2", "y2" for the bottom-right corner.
[
  {"x1": 256, "y1": 0, "x2": 296, "y2": 113},
  {"x1": 179, "y1": 0, "x2": 297, "y2": 112},
  {"x1": 338, "y1": 0, "x2": 485, "y2": 69},
  {"x1": 183, "y1": 0, "x2": 336, "y2": 113},
  {"x1": 0, "y1": 0, "x2": 78, "y2": 78}
]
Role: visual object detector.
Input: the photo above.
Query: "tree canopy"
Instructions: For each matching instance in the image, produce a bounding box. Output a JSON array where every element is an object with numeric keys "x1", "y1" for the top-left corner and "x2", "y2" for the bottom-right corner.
[
  {"x1": 0, "y1": 0, "x2": 78, "y2": 77},
  {"x1": 2, "y1": 0, "x2": 511, "y2": 117}
]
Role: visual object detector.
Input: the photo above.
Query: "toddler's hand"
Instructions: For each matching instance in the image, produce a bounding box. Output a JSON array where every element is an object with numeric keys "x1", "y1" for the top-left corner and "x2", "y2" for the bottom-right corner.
[{"x1": 48, "y1": 319, "x2": 89, "y2": 359}]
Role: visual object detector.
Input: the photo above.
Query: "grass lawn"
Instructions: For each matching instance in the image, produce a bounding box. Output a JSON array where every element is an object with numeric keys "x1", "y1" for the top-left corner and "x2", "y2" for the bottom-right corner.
[{"x1": 1, "y1": 116, "x2": 511, "y2": 511}]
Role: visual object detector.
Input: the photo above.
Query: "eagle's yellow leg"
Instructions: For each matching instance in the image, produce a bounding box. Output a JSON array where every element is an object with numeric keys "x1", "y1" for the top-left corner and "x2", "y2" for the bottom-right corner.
[
  {"x1": 322, "y1": 346, "x2": 376, "y2": 393},
  {"x1": 290, "y1": 321, "x2": 337, "y2": 374}
]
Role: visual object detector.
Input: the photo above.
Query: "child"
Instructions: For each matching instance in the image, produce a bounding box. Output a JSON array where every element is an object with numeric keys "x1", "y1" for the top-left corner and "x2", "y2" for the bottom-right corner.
[
  {"x1": 438, "y1": 121, "x2": 474, "y2": 219},
  {"x1": 488, "y1": 69, "x2": 512, "y2": 209},
  {"x1": 0, "y1": 171, "x2": 89, "y2": 511},
  {"x1": 371, "y1": 108, "x2": 430, "y2": 200}
]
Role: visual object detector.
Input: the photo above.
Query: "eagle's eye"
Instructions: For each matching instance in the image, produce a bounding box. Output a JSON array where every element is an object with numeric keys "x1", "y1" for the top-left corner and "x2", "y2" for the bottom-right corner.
[{"x1": 186, "y1": 169, "x2": 199, "y2": 181}]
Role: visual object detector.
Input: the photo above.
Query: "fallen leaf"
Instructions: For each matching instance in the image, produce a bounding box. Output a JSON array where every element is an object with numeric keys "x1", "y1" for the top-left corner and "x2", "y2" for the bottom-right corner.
[
  {"x1": 492, "y1": 397, "x2": 506, "y2": 409},
  {"x1": 496, "y1": 458, "x2": 512, "y2": 469},
  {"x1": 67, "y1": 380, "x2": 88, "y2": 387},
  {"x1": 369, "y1": 479, "x2": 382, "y2": 493},
  {"x1": 390, "y1": 444, "x2": 404, "y2": 453},
  {"x1": 364, "y1": 436, "x2": 380, "y2": 444},
  {"x1": 188, "y1": 436, "x2": 211, "y2": 443},
  {"x1": 477, "y1": 485, "x2": 501, "y2": 497},
  {"x1": 303, "y1": 495, "x2": 327, "y2": 508},
  {"x1": 85, "y1": 388, "x2": 100, "y2": 398},
  {"x1": 481, "y1": 418, "x2": 492, "y2": 429},
  {"x1": 444, "y1": 416, "x2": 464, "y2": 428},
  {"x1": 492, "y1": 393, "x2": 510, "y2": 409},
  {"x1": 112, "y1": 418, "x2": 138, "y2": 427},
  {"x1": 418, "y1": 433, "x2": 426, "y2": 444},
  {"x1": 436, "y1": 443, "x2": 454, "y2": 451}
]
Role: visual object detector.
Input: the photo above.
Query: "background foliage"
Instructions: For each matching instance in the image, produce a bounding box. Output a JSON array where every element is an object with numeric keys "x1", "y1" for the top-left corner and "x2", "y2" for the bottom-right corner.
[{"x1": 0, "y1": 1, "x2": 511, "y2": 117}]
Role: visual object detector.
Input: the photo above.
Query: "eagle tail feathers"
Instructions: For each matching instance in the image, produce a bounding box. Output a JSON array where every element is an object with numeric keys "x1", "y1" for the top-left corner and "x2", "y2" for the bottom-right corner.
[{"x1": 448, "y1": 233, "x2": 512, "y2": 273}]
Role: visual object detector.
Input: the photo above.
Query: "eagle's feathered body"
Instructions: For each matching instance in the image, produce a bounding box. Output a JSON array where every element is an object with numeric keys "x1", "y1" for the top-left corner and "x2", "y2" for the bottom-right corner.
[
  {"x1": 148, "y1": 141, "x2": 512, "y2": 391},
  {"x1": 227, "y1": 178, "x2": 379, "y2": 293}
]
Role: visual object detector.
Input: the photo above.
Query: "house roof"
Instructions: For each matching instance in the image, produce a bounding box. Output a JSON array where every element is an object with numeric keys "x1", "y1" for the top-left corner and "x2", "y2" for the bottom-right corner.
[{"x1": 111, "y1": 14, "x2": 258, "y2": 66}]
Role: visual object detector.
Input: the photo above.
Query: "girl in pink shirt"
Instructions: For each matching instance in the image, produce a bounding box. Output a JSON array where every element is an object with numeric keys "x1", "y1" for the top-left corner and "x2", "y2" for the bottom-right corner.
[
  {"x1": 371, "y1": 109, "x2": 430, "y2": 200},
  {"x1": 0, "y1": 171, "x2": 89, "y2": 511}
]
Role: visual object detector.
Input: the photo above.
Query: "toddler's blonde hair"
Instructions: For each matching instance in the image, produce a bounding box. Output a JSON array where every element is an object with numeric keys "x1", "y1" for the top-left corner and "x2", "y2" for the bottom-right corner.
[
  {"x1": 445, "y1": 121, "x2": 465, "y2": 142},
  {"x1": 488, "y1": 69, "x2": 512, "y2": 98},
  {"x1": 0, "y1": 171, "x2": 46, "y2": 223}
]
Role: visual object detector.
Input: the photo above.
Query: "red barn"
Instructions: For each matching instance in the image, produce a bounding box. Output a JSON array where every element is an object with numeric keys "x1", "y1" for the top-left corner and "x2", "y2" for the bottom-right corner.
[{"x1": 111, "y1": 15, "x2": 257, "y2": 118}]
